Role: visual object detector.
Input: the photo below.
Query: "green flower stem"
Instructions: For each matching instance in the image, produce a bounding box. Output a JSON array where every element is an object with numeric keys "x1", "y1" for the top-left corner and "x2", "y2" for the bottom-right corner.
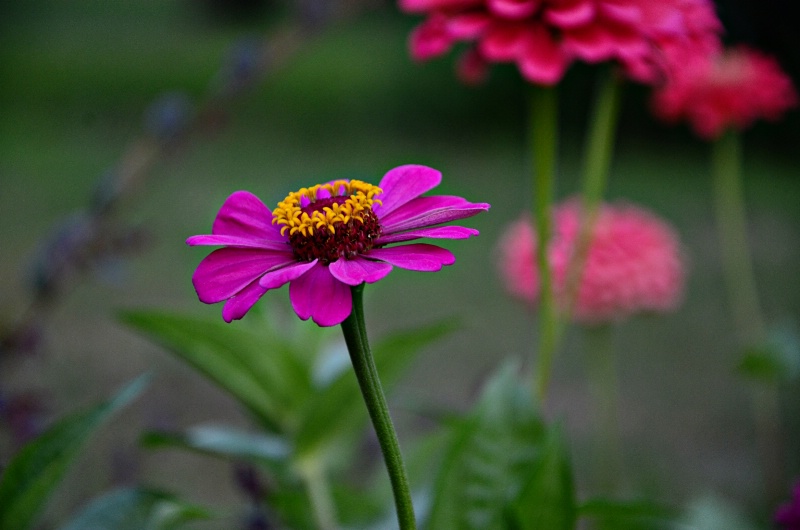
[
  {"x1": 340, "y1": 284, "x2": 416, "y2": 530},
  {"x1": 712, "y1": 131, "x2": 783, "y2": 501},
  {"x1": 529, "y1": 85, "x2": 560, "y2": 405},
  {"x1": 585, "y1": 325, "x2": 623, "y2": 492},
  {"x1": 711, "y1": 131, "x2": 765, "y2": 342},
  {"x1": 564, "y1": 69, "x2": 623, "y2": 318}
]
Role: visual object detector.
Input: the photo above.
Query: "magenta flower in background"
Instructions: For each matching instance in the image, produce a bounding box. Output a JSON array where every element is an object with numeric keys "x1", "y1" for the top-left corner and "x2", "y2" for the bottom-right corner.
[
  {"x1": 652, "y1": 46, "x2": 797, "y2": 139},
  {"x1": 497, "y1": 199, "x2": 684, "y2": 324},
  {"x1": 401, "y1": 0, "x2": 721, "y2": 85},
  {"x1": 776, "y1": 481, "x2": 800, "y2": 529},
  {"x1": 187, "y1": 165, "x2": 489, "y2": 326}
]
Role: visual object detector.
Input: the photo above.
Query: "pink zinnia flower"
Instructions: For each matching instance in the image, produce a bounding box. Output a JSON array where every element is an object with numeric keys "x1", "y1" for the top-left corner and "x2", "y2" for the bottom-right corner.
[
  {"x1": 187, "y1": 165, "x2": 489, "y2": 326},
  {"x1": 652, "y1": 46, "x2": 798, "y2": 139},
  {"x1": 497, "y1": 199, "x2": 685, "y2": 324},
  {"x1": 401, "y1": 0, "x2": 721, "y2": 85}
]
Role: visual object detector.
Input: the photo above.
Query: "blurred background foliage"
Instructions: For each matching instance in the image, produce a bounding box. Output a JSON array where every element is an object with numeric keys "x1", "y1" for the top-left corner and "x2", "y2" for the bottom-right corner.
[{"x1": 1, "y1": 0, "x2": 799, "y2": 527}]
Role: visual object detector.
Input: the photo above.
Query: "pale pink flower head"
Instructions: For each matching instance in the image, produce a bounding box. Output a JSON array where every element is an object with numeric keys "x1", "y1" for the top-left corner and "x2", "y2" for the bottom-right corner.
[
  {"x1": 187, "y1": 165, "x2": 489, "y2": 326},
  {"x1": 497, "y1": 199, "x2": 685, "y2": 324},
  {"x1": 775, "y1": 481, "x2": 800, "y2": 530},
  {"x1": 401, "y1": 0, "x2": 722, "y2": 85},
  {"x1": 652, "y1": 46, "x2": 798, "y2": 139}
]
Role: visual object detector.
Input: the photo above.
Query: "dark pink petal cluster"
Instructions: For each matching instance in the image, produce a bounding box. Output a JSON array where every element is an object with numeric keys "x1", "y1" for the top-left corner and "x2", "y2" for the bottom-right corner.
[
  {"x1": 401, "y1": 0, "x2": 721, "y2": 85},
  {"x1": 497, "y1": 199, "x2": 685, "y2": 324},
  {"x1": 776, "y1": 481, "x2": 800, "y2": 530},
  {"x1": 187, "y1": 165, "x2": 489, "y2": 327},
  {"x1": 652, "y1": 46, "x2": 798, "y2": 139}
]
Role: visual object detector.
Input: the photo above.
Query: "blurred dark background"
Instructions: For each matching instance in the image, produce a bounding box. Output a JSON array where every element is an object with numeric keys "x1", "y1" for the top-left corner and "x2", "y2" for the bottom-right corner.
[{"x1": 1, "y1": 0, "x2": 799, "y2": 527}]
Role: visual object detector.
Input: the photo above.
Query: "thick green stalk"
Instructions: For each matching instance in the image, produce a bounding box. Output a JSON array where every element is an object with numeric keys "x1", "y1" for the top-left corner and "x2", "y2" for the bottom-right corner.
[
  {"x1": 564, "y1": 69, "x2": 622, "y2": 317},
  {"x1": 529, "y1": 85, "x2": 560, "y2": 405},
  {"x1": 340, "y1": 284, "x2": 416, "y2": 530}
]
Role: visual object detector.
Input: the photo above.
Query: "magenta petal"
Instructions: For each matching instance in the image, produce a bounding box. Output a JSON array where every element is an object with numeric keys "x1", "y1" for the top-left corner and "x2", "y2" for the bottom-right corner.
[
  {"x1": 380, "y1": 195, "x2": 490, "y2": 234},
  {"x1": 259, "y1": 260, "x2": 318, "y2": 290},
  {"x1": 376, "y1": 226, "x2": 479, "y2": 245},
  {"x1": 447, "y1": 13, "x2": 491, "y2": 39},
  {"x1": 519, "y1": 26, "x2": 570, "y2": 85},
  {"x1": 410, "y1": 17, "x2": 454, "y2": 61},
  {"x1": 544, "y1": 0, "x2": 594, "y2": 28},
  {"x1": 374, "y1": 165, "x2": 442, "y2": 217},
  {"x1": 488, "y1": 0, "x2": 540, "y2": 20},
  {"x1": 211, "y1": 191, "x2": 283, "y2": 241},
  {"x1": 192, "y1": 248, "x2": 296, "y2": 304},
  {"x1": 367, "y1": 244, "x2": 455, "y2": 272},
  {"x1": 186, "y1": 234, "x2": 289, "y2": 251},
  {"x1": 479, "y1": 24, "x2": 528, "y2": 61},
  {"x1": 221, "y1": 279, "x2": 268, "y2": 323},
  {"x1": 289, "y1": 264, "x2": 353, "y2": 327},
  {"x1": 329, "y1": 257, "x2": 393, "y2": 286}
]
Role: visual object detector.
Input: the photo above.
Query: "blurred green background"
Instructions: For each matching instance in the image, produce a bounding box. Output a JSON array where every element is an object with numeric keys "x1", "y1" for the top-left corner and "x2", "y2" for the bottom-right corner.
[{"x1": 1, "y1": 0, "x2": 799, "y2": 527}]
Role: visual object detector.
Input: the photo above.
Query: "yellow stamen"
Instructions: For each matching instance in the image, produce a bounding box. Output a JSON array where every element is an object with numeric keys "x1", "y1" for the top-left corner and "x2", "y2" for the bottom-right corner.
[{"x1": 272, "y1": 180, "x2": 383, "y2": 237}]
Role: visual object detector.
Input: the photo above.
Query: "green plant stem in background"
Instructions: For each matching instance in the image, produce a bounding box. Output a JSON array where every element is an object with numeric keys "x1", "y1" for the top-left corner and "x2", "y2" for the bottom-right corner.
[
  {"x1": 529, "y1": 85, "x2": 560, "y2": 406},
  {"x1": 711, "y1": 131, "x2": 765, "y2": 342},
  {"x1": 297, "y1": 458, "x2": 338, "y2": 530},
  {"x1": 585, "y1": 325, "x2": 623, "y2": 493},
  {"x1": 564, "y1": 69, "x2": 623, "y2": 317},
  {"x1": 340, "y1": 284, "x2": 416, "y2": 530},
  {"x1": 712, "y1": 131, "x2": 783, "y2": 502}
]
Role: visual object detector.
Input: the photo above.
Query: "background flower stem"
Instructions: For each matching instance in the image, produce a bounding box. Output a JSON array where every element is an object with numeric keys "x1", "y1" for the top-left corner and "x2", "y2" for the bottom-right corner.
[
  {"x1": 529, "y1": 85, "x2": 560, "y2": 406},
  {"x1": 711, "y1": 130, "x2": 765, "y2": 341},
  {"x1": 297, "y1": 458, "x2": 338, "y2": 530},
  {"x1": 565, "y1": 69, "x2": 622, "y2": 316},
  {"x1": 340, "y1": 284, "x2": 416, "y2": 530},
  {"x1": 712, "y1": 131, "x2": 784, "y2": 503},
  {"x1": 585, "y1": 324, "x2": 623, "y2": 493}
]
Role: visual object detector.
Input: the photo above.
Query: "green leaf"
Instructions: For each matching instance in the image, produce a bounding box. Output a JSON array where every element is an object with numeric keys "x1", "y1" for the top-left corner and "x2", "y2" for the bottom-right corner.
[
  {"x1": 294, "y1": 319, "x2": 458, "y2": 458},
  {"x1": 58, "y1": 487, "x2": 211, "y2": 530},
  {"x1": 578, "y1": 497, "x2": 675, "y2": 530},
  {"x1": 426, "y1": 361, "x2": 547, "y2": 530},
  {"x1": 512, "y1": 424, "x2": 576, "y2": 530},
  {"x1": 141, "y1": 424, "x2": 291, "y2": 467},
  {"x1": 737, "y1": 321, "x2": 800, "y2": 383},
  {"x1": 119, "y1": 310, "x2": 311, "y2": 432},
  {"x1": 0, "y1": 375, "x2": 150, "y2": 530}
]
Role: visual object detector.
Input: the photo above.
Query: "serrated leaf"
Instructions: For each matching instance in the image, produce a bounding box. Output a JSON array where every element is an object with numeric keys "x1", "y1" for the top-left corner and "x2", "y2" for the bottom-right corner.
[
  {"x1": 426, "y1": 361, "x2": 546, "y2": 530},
  {"x1": 512, "y1": 424, "x2": 575, "y2": 530},
  {"x1": 119, "y1": 310, "x2": 311, "y2": 432},
  {"x1": 141, "y1": 424, "x2": 291, "y2": 467},
  {"x1": 294, "y1": 319, "x2": 458, "y2": 458},
  {"x1": 0, "y1": 375, "x2": 150, "y2": 530},
  {"x1": 58, "y1": 487, "x2": 211, "y2": 530}
]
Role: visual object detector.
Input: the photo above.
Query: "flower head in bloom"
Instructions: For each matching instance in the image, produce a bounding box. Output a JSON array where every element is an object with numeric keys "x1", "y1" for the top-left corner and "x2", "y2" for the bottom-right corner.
[
  {"x1": 401, "y1": 0, "x2": 721, "y2": 85},
  {"x1": 187, "y1": 165, "x2": 489, "y2": 326},
  {"x1": 776, "y1": 481, "x2": 800, "y2": 530},
  {"x1": 497, "y1": 199, "x2": 684, "y2": 324},
  {"x1": 652, "y1": 46, "x2": 798, "y2": 139}
]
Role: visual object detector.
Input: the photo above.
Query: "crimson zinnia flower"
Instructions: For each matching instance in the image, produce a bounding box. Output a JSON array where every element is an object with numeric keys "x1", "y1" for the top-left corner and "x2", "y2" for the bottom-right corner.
[
  {"x1": 652, "y1": 46, "x2": 798, "y2": 139},
  {"x1": 187, "y1": 165, "x2": 489, "y2": 326},
  {"x1": 497, "y1": 199, "x2": 684, "y2": 323},
  {"x1": 401, "y1": 0, "x2": 721, "y2": 85}
]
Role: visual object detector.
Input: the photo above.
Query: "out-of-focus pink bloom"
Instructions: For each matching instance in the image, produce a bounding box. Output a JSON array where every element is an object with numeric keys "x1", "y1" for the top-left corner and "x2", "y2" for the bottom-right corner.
[
  {"x1": 652, "y1": 46, "x2": 798, "y2": 139},
  {"x1": 497, "y1": 199, "x2": 685, "y2": 324},
  {"x1": 187, "y1": 165, "x2": 489, "y2": 326},
  {"x1": 776, "y1": 481, "x2": 800, "y2": 529},
  {"x1": 401, "y1": 0, "x2": 721, "y2": 85}
]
